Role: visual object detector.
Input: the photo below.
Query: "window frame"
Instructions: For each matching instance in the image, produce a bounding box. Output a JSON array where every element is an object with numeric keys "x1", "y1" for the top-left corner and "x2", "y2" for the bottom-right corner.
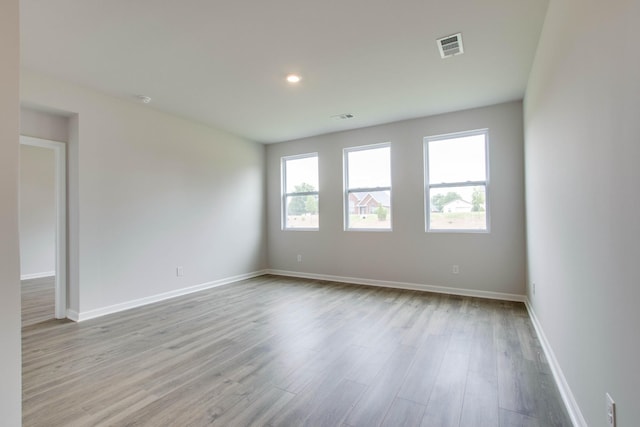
[
  {"x1": 343, "y1": 142, "x2": 392, "y2": 232},
  {"x1": 424, "y1": 129, "x2": 490, "y2": 233},
  {"x1": 281, "y1": 152, "x2": 319, "y2": 231}
]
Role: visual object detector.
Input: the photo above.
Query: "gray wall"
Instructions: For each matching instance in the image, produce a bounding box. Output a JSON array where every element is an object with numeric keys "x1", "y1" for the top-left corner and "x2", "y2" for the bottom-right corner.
[
  {"x1": 524, "y1": 0, "x2": 640, "y2": 424},
  {"x1": 19, "y1": 144, "x2": 56, "y2": 278},
  {"x1": 21, "y1": 71, "x2": 268, "y2": 317},
  {"x1": 267, "y1": 101, "x2": 526, "y2": 297},
  {"x1": 0, "y1": 0, "x2": 22, "y2": 424}
]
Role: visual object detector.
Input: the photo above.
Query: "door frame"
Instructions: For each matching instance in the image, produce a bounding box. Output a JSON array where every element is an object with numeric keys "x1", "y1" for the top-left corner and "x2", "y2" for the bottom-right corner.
[{"x1": 20, "y1": 135, "x2": 67, "y2": 319}]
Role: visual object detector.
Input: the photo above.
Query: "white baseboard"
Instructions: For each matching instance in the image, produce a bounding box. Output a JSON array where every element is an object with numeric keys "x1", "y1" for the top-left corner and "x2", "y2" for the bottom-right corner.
[
  {"x1": 21, "y1": 271, "x2": 55, "y2": 280},
  {"x1": 267, "y1": 269, "x2": 525, "y2": 302},
  {"x1": 72, "y1": 270, "x2": 268, "y2": 322},
  {"x1": 525, "y1": 299, "x2": 586, "y2": 427},
  {"x1": 65, "y1": 268, "x2": 581, "y2": 425}
]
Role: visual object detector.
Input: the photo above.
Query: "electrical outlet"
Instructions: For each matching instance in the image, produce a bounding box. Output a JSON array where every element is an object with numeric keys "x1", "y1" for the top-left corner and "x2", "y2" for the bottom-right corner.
[
  {"x1": 176, "y1": 266, "x2": 184, "y2": 277},
  {"x1": 452, "y1": 265, "x2": 459, "y2": 274},
  {"x1": 297, "y1": 254, "x2": 302, "y2": 262},
  {"x1": 606, "y1": 393, "x2": 616, "y2": 427}
]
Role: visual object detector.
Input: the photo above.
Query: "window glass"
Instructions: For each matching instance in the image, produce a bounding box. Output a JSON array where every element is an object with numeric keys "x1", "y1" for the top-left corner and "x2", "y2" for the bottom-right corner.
[
  {"x1": 425, "y1": 130, "x2": 489, "y2": 232},
  {"x1": 428, "y1": 134, "x2": 486, "y2": 183},
  {"x1": 282, "y1": 154, "x2": 319, "y2": 230},
  {"x1": 347, "y1": 146, "x2": 391, "y2": 188},
  {"x1": 344, "y1": 144, "x2": 391, "y2": 230}
]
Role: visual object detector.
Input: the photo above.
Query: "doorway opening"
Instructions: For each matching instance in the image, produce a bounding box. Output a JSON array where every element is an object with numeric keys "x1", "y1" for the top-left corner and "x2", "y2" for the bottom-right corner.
[{"x1": 19, "y1": 136, "x2": 67, "y2": 322}]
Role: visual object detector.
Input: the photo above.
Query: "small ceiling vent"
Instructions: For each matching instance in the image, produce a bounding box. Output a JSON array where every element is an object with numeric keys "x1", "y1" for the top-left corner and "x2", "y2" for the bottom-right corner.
[
  {"x1": 331, "y1": 113, "x2": 355, "y2": 120},
  {"x1": 437, "y1": 33, "x2": 464, "y2": 58}
]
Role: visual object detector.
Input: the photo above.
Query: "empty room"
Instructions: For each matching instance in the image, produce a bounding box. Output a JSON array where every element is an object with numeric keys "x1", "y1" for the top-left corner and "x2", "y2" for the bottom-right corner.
[{"x1": 1, "y1": 0, "x2": 639, "y2": 426}]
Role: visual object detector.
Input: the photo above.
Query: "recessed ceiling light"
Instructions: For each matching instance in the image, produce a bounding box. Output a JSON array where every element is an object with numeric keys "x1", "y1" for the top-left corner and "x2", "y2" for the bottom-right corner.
[
  {"x1": 136, "y1": 95, "x2": 151, "y2": 103},
  {"x1": 286, "y1": 74, "x2": 301, "y2": 84}
]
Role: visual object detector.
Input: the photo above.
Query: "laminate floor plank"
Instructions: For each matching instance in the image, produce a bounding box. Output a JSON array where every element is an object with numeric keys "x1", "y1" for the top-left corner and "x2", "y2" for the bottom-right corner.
[
  {"x1": 209, "y1": 384, "x2": 295, "y2": 427},
  {"x1": 344, "y1": 344, "x2": 417, "y2": 427},
  {"x1": 396, "y1": 334, "x2": 449, "y2": 405},
  {"x1": 266, "y1": 345, "x2": 367, "y2": 426},
  {"x1": 499, "y1": 408, "x2": 541, "y2": 427},
  {"x1": 420, "y1": 350, "x2": 470, "y2": 427},
  {"x1": 467, "y1": 319, "x2": 497, "y2": 378},
  {"x1": 459, "y1": 370, "x2": 499, "y2": 427},
  {"x1": 399, "y1": 296, "x2": 436, "y2": 347},
  {"x1": 271, "y1": 328, "x2": 357, "y2": 395},
  {"x1": 21, "y1": 276, "x2": 55, "y2": 327},
  {"x1": 342, "y1": 345, "x2": 395, "y2": 387},
  {"x1": 22, "y1": 275, "x2": 572, "y2": 426},
  {"x1": 497, "y1": 337, "x2": 537, "y2": 417},
  {"x1": 380, "y1": 397, "x2": 426, "y2": 427},
  {"x1": 300, "y1": 379, "x2": 367, "y2": 427},
  {"x1": 530, "y1": 371, "x2": 574, "y2": 427}
]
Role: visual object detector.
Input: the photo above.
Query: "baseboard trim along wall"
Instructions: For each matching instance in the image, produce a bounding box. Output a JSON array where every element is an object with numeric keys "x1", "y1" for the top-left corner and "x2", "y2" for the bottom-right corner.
[
  {"x1": 267, "y1": 269, "x2": 526, "y2": 302},
  {"x1": 21, "y1": 271, "x2": 55, "y2": 280},
  {"x1": 67, "y1": 270, "x2": 268, "y2": 322},
  {"x1": 525, "y1": 299, "x2": 586, "y2": 427},
  {"x1": 62, "y1": 268, "x2": 580, "y2": 424}
]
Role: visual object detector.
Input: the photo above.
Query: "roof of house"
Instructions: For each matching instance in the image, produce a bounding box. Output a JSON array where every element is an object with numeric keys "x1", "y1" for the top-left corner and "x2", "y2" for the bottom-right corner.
[{"x1": 352, "y1": 191, "x2": 391, "y2": 207}]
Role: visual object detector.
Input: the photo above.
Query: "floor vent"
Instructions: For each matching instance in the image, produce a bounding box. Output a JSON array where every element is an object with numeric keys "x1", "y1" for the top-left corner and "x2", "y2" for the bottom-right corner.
[{"x1": 437, "y1": 33, "x2": 464, "y2": 58}]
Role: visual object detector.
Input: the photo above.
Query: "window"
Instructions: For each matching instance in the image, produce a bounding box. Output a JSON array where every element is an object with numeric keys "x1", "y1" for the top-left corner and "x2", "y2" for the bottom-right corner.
[
  {"x1": 344, "y1": 143, "x2": 391, "y2": 230},
  {"x1": 282, "y1": 153, "x2": 319, "y2": 230},
  {"x1": 425, "y1": 129, "x2": 489, "y2": 232}
]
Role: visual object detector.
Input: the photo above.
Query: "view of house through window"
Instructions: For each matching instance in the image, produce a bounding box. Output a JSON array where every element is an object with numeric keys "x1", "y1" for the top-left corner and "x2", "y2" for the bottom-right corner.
[
  {"x1": 425, "y1": 129, "x2": 489, "y2": 231},
  {"x1": 344, "y1": 144, "x2": 391, "y2": 230},
  {"x1": 282, "y1": 153, "x2": 319, "y2": 230}
]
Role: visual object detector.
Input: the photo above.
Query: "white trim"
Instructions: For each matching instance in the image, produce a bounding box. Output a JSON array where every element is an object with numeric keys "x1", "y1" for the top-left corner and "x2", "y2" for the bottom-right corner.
[
  {"x1": 21, "y1": 271, "x2": 55, "y2": 280},
  {"x1": 281, "y1": 152, "x2": 319, "y2": 231},
  {"x1": 525, "y1": 299, "x2": 586, "y2": 427},
  {"x1": 63, "y1": 270, "x2": 580, "y2": 427},
  {"x1": 71, "y1": 270, "x2": 268, "y2": 322},
  {"x1": 424, "y1": 128, "x2": 490, "y2": 233},
  {"x1": 267, "y1": 269, "x2": 525, "y2": 302},
  {"x1": 66, "y1": 309, "x2": 79, "y2": 322},
  {"x1": 344, "y1": 142, "x2": 393, "y2": 231},
  {"x1": 20, "y1": 135, "x2": 67, "y2": 319}
]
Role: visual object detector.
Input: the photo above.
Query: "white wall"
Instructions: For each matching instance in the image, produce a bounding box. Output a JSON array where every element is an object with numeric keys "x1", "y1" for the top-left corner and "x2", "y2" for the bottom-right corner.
[
  {"x1": 0, "y1": 0, "x2": 22, "y2": 423},
  {"x1": 267, "y1": 101, "x2": 526, "y2": 298},
  {"x1": 19, "y1": 144, "x2": 56, "y2": 278},
  {"x1": 524, "y1": 0, "x2": 640, "y2": 425},
  {"x1": 21, "y1": 107, "x2": 69, "y2": 142},
  {"x1": 21, "y1": 71, "x2": 267, "y2": 318}
]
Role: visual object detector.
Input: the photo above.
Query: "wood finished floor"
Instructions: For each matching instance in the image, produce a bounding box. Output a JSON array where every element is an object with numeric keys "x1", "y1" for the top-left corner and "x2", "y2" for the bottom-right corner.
[
  {"x1": 22, "y1": 275, "x2": 572, "y2": 426},
  {"x1": 22, "y1": 276, "x2": 55, "y2": 327}
]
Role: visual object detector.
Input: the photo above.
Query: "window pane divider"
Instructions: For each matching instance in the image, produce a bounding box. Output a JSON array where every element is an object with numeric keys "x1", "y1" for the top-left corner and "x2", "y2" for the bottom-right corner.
[
  {"x1": 347, "y1": 186, "x2": 391, "y2": 193},
  {"x1": 285, "y1": 191, "x2": 318, "y2": 197},
  {"x1": 429, "y1": 181, "x2": 486, "y2": 189}
]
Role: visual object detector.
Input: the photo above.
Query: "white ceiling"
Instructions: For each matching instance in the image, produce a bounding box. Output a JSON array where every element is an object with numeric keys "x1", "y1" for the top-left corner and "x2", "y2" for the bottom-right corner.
[{"x1": 20, "y1": 0, "x2": 549, "y2": 143}]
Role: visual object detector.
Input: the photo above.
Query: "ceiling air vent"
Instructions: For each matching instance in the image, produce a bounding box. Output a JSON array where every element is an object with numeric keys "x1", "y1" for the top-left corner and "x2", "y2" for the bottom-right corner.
[
  {"x1": 437, "y1": 33, "x2": 464, "y2": 58},
  {"x1": 331, "y1": 113, "x2": 355, "y2": 120}
]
